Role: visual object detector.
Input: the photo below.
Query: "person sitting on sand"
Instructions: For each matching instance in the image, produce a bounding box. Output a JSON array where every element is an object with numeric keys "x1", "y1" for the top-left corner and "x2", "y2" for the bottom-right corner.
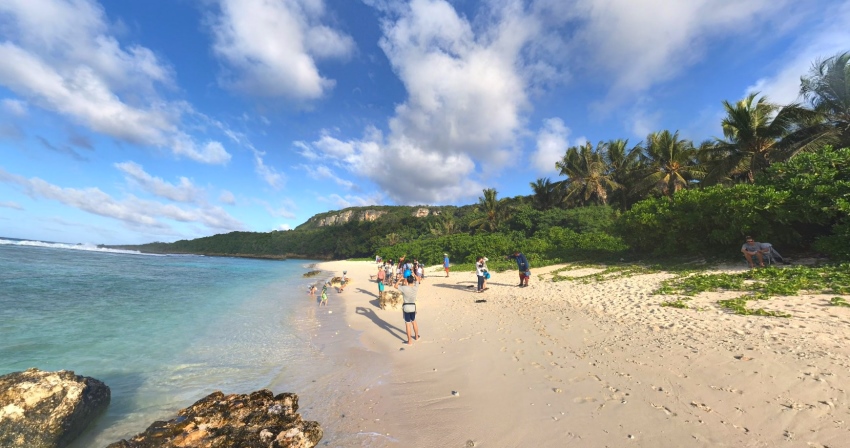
[
  {"x1": 741, "y1": 236, "x2": 765, "y2": 268},
  {"x1": 320, "y1": 283, "x2": 329, "y2": 306},
  {"x1": 394, "y1": 274, "x2": 421, "y2": 345}
]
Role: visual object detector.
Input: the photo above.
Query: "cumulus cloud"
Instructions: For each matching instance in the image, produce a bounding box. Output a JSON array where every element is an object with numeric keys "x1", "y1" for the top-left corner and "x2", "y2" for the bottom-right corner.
[
  {"x1": 746, "y1": 2, "x2": 850, "y2": 105},
  {"x1": 532, "y1": 118, "x2": 569, "y2": 174},
  {"x1": 0, "y1": 167, "x2": 244, "y2": 232},
  {"x1": 277, "y1": 223, "x2": 291, "y2": 231},
  {"x1": 209, "y1": 0, "x2": 354, "y2": 100},
  {"x1": 115, "y1": 161, "x2": 203, "y2": 203},
  {"x1": 299, "y1": 0, "x2": 545, "y2": 204},
  {"x1": 0, "y1": 0, "x2": 230, "y2": 164}
]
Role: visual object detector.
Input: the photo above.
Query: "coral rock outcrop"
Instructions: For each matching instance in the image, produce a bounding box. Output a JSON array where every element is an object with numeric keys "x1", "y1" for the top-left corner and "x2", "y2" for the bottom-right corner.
[
  {"x1": 106, "y1": 389, "x2": 322, "y2": 448},
  {"x1": 0, "y1": 368, "x2": 111, "y2": 448}
]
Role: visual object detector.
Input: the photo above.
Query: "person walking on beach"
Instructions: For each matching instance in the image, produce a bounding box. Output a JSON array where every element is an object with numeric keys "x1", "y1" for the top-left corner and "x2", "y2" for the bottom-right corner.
[
  {"x1": 443, "y1": 253, "x2": 450, "y2": 277},
  {"x1": 394, "y1": 274, "x2": 421, "y2": 345},
  {"x1": 508, "y1": 251, "x2": 530, "y2": 287},
  {"x1": 475, "y1": 256, "x2": 488, "y2": 293},
  {"x1": 320, "y1": 283, "x2": 329, "y2": 306}
]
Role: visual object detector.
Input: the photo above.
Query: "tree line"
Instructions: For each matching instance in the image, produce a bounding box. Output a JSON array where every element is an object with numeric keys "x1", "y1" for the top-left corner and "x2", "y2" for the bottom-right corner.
[{"x1": 117, "y1": 51, "x2": 850, "y2": 266}]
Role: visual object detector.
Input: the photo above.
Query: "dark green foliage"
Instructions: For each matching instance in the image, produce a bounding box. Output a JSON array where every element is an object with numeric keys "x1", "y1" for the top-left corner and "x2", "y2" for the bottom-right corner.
[{"x1": 618, "y1": 146, "x2": 850, "y2": 259}]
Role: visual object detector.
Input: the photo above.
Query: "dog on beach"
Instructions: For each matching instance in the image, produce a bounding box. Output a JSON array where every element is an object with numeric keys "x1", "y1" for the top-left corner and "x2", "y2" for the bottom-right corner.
[{"x1": 379, "y1": 289, "x2": 401, "y2": 310}]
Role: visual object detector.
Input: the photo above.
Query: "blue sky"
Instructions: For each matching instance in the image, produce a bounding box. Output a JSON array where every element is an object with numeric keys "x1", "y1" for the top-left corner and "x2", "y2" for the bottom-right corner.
[{"x1": 1, "y1": 0, "x2": 848, "y2": 245}]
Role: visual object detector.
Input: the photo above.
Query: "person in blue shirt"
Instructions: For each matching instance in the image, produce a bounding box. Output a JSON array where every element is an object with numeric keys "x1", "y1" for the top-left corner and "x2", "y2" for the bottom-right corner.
[
  {"x1": 443, "y1": 253, "x2": 450, "y2": 277},
  {"x1": 508, "y1": 251, "x2": 530, "y2": 287}
]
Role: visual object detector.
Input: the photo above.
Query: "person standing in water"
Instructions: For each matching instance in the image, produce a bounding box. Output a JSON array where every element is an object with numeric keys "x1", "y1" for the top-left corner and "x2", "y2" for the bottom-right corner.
[{"x1": 319, "y1": 283, "x2": 329, "y2": 306}]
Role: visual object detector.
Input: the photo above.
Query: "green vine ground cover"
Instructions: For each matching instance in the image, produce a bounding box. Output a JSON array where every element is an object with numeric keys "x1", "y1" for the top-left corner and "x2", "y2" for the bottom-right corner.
[{"x1": 655, "y1": 264, "x2": 850, "y2": 317}]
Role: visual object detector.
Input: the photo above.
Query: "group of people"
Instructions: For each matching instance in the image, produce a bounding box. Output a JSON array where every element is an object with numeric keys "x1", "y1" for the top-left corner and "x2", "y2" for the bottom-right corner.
[{"x1": 474, "y1": 251, "x2": 531, "y2": 293}]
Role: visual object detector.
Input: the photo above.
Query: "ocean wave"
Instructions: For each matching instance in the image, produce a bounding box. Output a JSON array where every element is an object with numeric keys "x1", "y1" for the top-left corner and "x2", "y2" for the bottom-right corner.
[{"x1": 0, "y1": 239, "x2": 158, "y2": 255}]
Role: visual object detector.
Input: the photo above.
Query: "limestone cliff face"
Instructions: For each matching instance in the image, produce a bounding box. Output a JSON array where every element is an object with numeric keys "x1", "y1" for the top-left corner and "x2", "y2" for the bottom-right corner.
[
  {"x1": 312, "y1": 208, "x2": 442, "y2": 227},
  {"x1": 314, "y1": 209, "x2": 387, "y2": 227}
]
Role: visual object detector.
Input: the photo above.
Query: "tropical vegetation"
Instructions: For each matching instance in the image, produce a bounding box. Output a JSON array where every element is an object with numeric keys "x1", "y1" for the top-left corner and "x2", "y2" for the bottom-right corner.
[{"x1": 115, "y1": 51, "x2": 850, "y2": 266}]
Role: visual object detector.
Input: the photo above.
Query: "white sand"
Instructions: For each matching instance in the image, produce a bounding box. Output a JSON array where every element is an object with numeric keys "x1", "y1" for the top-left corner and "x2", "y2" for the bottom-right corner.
[{"x1": 314, "y1": 260, "x2": 850, "y2": 447}]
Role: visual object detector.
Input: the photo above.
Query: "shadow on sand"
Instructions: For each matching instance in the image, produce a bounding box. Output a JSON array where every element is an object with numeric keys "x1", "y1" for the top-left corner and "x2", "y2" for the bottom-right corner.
[
  {"x1": 355, "y1": 306, "x2": 406, "y2": 342},
  {"x1": 431, "y1": 282, "x2": 477, "y2": 291},
  {"x1": 355, "y1": 287, "x2": 379, "y2": 299}
]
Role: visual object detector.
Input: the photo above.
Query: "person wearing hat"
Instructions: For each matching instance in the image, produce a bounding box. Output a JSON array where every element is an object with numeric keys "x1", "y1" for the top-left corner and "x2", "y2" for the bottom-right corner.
[{"x1": 443, "y1": 253, "x2": 450, "y2": 277}]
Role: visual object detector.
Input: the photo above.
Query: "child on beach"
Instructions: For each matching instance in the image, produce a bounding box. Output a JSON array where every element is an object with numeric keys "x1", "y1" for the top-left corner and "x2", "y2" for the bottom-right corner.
[
  {"x1": 309, "y1": 284, "x2": 317, "y2": 296},
  {"x1": 320, "y1": 283, "x2": 328, "y2": 306},
  {"x1": 444, "y1": 253, "x2": 450, "y2": 277}
]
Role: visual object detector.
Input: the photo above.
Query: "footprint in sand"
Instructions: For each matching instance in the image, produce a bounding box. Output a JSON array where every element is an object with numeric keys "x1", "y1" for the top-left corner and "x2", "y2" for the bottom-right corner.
[
  {"x1": 515, "y1": 338, "x2": 524, "y2": 344},
  {"x1": 545, "y1": 350, "x2": 553, "y2": 356},
  {"x1": 573, "y1": 397, "x2": 598, "y2": 404}
]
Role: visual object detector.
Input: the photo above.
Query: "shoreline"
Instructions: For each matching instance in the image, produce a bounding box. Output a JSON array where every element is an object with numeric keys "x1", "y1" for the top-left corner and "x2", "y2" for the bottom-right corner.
[{"x1": 314, "y1": 259, "x2": 850, "y2": 446}]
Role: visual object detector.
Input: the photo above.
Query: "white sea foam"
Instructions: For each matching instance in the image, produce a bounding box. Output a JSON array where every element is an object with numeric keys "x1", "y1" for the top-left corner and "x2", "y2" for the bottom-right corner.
[{"x1": 0, "y1": 238, "x2": 155, "y2": 255}]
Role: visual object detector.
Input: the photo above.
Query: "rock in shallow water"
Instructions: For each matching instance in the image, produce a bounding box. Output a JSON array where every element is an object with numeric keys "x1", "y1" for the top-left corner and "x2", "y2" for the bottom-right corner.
[
  {"x1": 107, "y1": 389, "x2": 323, "y2": 448},
  {"x1": 0, "y1": 367, "x2": 111, "y2": 448}
]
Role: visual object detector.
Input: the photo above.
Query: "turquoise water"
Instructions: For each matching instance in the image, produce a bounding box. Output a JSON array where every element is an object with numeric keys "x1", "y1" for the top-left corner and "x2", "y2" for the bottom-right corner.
[{"x1": 0, "y1": 239, "x2": 358, "y2": 446}]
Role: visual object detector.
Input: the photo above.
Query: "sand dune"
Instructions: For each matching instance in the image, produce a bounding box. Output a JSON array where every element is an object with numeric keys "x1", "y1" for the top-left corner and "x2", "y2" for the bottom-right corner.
[{"x1": 314, "y1": 260, "x2": 850, "y2": 447}]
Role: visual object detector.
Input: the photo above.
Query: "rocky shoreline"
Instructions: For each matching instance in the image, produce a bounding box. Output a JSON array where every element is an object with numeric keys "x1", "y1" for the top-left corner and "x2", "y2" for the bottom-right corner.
[{"x1": 0, "y1": 368, "x2": 323, "y2": 448}]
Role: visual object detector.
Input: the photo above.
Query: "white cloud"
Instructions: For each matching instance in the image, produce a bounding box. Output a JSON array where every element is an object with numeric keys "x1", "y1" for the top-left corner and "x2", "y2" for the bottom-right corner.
[
  {"x1": 532, "y1": 118, "x2": 569, "y2": 174},
  {"x1": 302, "y1": 163, "x2": 355, "y2": 189},
  {"x1": 115, "y1": 161, "x2": 202, "y2": 203},
  {"x1": 0, "y1": 200, "x2": 24, "y2": 210},
  {"x1": 262, "y1": 198, "x2": 297, "y2": 219},
  {"x1": 0, "y1": 167, "x2": 244, "y2": 232},
  {"x1": 300, "y1": 0, "x2": 545, "y2": 204},
  {"x1": 556, "y1": 0, "x2": 798, "y2": 112},
  {"x1": 219, "y1": 190, "x2": 236, "y2": 205},
  {"x1": 1, "y1": 98, "x2": 27, "y2": 116},
  {"x1": 746, "y1": 2, "x2": 850, "y2": 105},
  {"x1": 250, "y1": 147, "x2": 284, "y2": 189},
  {"x1": 319, "y1": 192, "x2": 383, "y2": 209},
  {"x1": 0, "y1": 0, "x2": 230, "y2": 164},
  {"x1": 277, "y1": 223, "x2": 291, "y2": 231},
  {"x1": 209, "y1": 0, "x2": 354, "y2": 100}
]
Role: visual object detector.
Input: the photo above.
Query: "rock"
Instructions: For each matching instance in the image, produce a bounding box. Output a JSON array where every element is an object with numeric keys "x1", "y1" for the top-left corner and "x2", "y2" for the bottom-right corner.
[
  {"x1": 107, "y1": 389, "x2": 322, "y2": 448},
  {"x1": 0, "y1": 367, "x2": 111, "y2": 448},
  {"x1": 379, "y1": 290, "x2": 401, "y2": 310}
]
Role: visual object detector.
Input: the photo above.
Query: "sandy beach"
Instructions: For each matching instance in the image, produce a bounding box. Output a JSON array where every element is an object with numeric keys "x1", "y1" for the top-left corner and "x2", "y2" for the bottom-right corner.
[{"x1": 313, "y1": 259, "x2": 850, "y2": 447}]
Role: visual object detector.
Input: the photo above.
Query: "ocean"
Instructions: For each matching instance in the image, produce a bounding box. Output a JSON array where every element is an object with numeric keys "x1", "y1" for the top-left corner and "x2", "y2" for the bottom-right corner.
[{"x1": 0, "y1": 239, "x2": 386, "y2": 447}]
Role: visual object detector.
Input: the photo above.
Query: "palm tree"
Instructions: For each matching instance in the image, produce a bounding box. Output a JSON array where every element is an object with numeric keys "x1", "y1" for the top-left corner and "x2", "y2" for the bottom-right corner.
[
  {"x1": 529, "y1": 177, "x2": 562, "y2": 210},
  {"x1": 469, "y1": 188, "x2": 510, "y2": 232},
  {"x1": 640, "y1": 130, "x2": 703, "y2": 195},
  {"x1": 702, "y1": 93, "x2": 807, "y2": 184},
  {"x1": 556, "y1": 141, "x2": 619, "y2": 205},
  {"x1": 799, "y1": 51, "x2": 850, "y2": 149},
  {"x1": 603, "y1": 139, "x2": 643, "y2": 210},
  {"x1": 429, "y1": 214, "x2": 458, "y2": 237}
]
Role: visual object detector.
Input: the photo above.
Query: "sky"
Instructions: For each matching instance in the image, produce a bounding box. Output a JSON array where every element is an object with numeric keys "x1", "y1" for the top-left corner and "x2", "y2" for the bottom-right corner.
[{"x1": 1, "y1": 0, "x2": 848, "y2": 245}]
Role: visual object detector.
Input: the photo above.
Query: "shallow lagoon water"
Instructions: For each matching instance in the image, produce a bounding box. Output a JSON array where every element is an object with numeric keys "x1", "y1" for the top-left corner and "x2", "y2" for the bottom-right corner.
[{"x1": 0, "y1": 240, "x2": 376, "y2": 447}]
